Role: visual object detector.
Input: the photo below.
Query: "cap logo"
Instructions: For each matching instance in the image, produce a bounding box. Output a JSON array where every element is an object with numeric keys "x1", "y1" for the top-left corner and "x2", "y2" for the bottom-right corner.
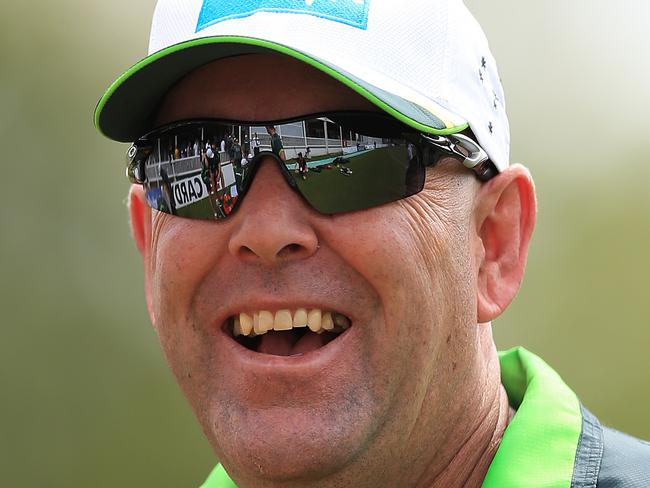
[{"x1": 196, "y1": 0, "x2": 371, "y2": 32}]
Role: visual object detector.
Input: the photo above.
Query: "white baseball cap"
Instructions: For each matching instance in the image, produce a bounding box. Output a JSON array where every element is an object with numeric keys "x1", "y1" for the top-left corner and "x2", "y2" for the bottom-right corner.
[{"x1": 95, "y1": 0, "x2": 509, "y2": 170}]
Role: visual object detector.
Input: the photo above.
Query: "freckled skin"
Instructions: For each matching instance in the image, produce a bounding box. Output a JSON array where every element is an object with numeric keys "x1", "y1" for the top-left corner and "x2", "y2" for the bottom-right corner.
[{"x1": 132, "y1": 53, "x2": 535, "y2": 487}]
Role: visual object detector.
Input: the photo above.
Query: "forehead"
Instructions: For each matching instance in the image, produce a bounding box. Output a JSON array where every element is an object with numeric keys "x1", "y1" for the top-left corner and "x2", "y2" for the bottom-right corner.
[{"x1": 156, "y1": 52, "x2": 380, "y2": 125}]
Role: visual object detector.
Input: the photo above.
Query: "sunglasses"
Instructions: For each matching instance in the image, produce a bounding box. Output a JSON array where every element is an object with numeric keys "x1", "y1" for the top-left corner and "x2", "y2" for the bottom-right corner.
[{"x1": 126, "y1": 112, "x2": 496, "y2": 220}]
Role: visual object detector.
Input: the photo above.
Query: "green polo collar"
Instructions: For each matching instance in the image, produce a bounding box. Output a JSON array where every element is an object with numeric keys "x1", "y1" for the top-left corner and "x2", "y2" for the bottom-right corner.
[
  {"x1": 201, "y1": 347, "x2": 583, "y2": 488},
  {"x1": 482, "y1": 347, "x2": 583, "y2": 487}
]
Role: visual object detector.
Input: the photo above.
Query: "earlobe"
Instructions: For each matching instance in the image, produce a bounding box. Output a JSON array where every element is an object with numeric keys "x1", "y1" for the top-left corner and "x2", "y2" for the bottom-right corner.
[
  {"x1": 128, "y1": 185, "x2": 157, "y2": 326},
  {"x1": 474, "y1": 164, "x2": 537, "y2": 323}
]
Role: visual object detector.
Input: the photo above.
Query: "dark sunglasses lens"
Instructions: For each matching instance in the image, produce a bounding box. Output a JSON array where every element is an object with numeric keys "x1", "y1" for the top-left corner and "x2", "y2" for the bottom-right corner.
[
  {"x1": 141, "y1": 122, "x2": 245, "y2": 220},
  {"x1": 139, "y1": 116, "x2": 424, "y2": 219},
  {"x1": 248, "y1": 116, "x2": 424, "y2": 213},
  {"x1": 284, "y1": 141, "x2": 424, "y2": 214}
]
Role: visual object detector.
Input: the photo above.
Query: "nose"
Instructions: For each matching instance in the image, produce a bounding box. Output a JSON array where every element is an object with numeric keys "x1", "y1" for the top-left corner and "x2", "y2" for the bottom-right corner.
[{"x1": 227, "y1": 157, "x2": 319, "y2": 265}]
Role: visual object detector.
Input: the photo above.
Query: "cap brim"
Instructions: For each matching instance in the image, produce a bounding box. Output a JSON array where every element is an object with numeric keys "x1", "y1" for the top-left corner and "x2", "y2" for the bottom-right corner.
[{"x1": 95, "y1": 36, "x2": 468, "y2": 142}]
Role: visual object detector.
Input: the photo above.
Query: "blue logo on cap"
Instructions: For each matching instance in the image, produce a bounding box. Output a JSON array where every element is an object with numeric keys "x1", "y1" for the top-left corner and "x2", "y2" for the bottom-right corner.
[{"x1": 196, "y1": 0, "x2": 371, "y2": 33}]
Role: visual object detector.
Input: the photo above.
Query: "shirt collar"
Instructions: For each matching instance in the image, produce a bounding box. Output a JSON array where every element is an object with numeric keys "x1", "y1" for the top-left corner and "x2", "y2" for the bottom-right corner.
[{"x1": 482, "y1": 347, "x2": 583, "y2": 487}]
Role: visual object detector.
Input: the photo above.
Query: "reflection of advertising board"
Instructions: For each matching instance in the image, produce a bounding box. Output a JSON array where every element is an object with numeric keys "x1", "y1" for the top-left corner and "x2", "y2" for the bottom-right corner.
[
  {"x1": 221, "y1": 163, "x2": 235, "y2": 187},
  {"x1": 172, "y1": 175, "x2": 208, "y2": 209}
]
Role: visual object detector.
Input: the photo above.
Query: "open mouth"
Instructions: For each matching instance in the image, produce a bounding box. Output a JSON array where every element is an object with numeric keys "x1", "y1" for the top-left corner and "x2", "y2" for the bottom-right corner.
[{"x1": 225, "y1": 309, "x2": 351, "y2": 357}]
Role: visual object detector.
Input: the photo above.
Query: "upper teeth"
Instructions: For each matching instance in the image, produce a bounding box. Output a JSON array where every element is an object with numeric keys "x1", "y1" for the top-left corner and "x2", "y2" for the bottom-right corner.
[{"x1": 232, "y1": 308, "x2": 351, "y2": 337}]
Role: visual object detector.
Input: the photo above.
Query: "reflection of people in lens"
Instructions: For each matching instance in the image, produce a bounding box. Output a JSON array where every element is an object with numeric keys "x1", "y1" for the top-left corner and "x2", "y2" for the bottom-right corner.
[
  {"x1": 266, "y1": 126, "x2": 286, "y2": 161},
  {"x1": 201, "y1": 149, "x2": 212, "y2": 193},
  {"x1": 159, "y1": 168, "x2": 176, "y2": 215},
  {"x1": 252, "y1": 133, "x2": 260, "y2": 156},
  {"x1": 232, "y1": 138, "x2": 242, "y2": 165},
  {"x1": 226, "y1": 134, "x2": 236, "y2": 161},
  {"x1": 296, "y1": 151, "x2": 307, "y2": 180},
  {"x1": 200, "y1": 147, "x2": 222, "y2": 217},
  {"x1": 243, "y1": 133, "x2": 249, "y2": 156},
  {"x1": 240, "y1": 153, "x2": 249, "y2": 180},
  {"x1": 206, "y1": 144, "x2": 221, "y2": 193}
]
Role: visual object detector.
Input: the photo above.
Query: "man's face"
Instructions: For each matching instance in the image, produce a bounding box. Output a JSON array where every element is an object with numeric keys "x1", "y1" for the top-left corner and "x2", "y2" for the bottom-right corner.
[{"x1": 142, "y1": 54, "x2": 485, "y2": 485}]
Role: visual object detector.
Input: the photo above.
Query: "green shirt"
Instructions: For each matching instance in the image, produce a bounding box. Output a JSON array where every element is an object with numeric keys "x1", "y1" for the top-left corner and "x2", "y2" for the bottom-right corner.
[{"x1": 200, "y1": 347, "x2": 584, "y2": 488}]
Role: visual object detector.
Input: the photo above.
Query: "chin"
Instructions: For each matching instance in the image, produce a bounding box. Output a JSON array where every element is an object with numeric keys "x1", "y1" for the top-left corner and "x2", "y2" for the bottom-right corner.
[{"x1": 205, "y1": 401, "x2": 378, "y2": 483}]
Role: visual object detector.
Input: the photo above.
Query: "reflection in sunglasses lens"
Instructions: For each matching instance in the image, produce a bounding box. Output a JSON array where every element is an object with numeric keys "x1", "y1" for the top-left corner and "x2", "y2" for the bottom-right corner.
[{"x1": 141, "y1": 117, "x2": 423, "y2": 219}]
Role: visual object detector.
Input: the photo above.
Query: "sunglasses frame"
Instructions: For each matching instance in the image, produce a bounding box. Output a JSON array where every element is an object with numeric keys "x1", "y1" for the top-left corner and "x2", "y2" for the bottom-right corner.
[{"x1": 126, "y1": 112, "x2": 497, "y2": 218}]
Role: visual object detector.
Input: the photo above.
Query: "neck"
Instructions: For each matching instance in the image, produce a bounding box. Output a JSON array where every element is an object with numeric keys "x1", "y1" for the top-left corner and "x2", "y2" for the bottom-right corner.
[
  {"x1": 418, "y1": 330, "x2": 514, "y2": 488},
  {"x1": 425, "y1": 384, "x2": 513, "y2": 488}
]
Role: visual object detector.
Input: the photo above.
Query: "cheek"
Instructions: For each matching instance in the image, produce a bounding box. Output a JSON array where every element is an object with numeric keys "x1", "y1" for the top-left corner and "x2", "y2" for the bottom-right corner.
[
  {"x1": 396, "y1": 185, "x2": 478, "y2": 316},
  {"x1": 314, "y1": 197, "x2": 479, "y2": 449},
  {"x1": 335, "y1": 195, "x2": 473, "y2": 302},
  {"x1": 148, "y1": 215, "x2": 227, "y2": 387},
  {"x1": 150, "y1": 214, "x2": 229, "y2": 313},
  {"x1": 326, "y1": 190, "x2": 477, "y2": 361}
]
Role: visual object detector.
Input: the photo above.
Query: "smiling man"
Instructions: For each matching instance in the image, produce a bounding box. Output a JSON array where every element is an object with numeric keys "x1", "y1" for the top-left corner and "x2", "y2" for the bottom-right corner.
[{"x1": 95, "y1": 1, "x2": 650, "y2": 487}]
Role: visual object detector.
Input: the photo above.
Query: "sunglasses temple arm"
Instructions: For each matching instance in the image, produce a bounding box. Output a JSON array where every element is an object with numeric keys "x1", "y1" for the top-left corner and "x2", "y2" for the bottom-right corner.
[
  {"x1": 420, "y1": 133, "x2": 497, "y2": 182},
  {"x1": 126, "y1": 143, "x2": 151, "y2": 184}
]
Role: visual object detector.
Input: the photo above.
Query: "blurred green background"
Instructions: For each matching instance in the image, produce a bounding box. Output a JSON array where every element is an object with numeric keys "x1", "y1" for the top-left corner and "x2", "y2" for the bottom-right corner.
[{"x1": 0, "y1": 0, "x2": 648, "y2": 486}]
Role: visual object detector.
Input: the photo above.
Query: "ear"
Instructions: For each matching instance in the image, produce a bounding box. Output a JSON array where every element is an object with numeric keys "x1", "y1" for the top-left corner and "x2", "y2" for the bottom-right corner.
[
  {"x1": 473, "y1": 164, "x2": 537, "y2": 322},
  {"x1": 128, "y1": 184, "x2": 156, "y2": 327}
]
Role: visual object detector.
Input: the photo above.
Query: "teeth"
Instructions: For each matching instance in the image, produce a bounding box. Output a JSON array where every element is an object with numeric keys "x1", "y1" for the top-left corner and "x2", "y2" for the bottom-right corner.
[
  {"x1": 332, "y1": 312, "x2": 351, "y2": 330},
  {"x1": 231, "y1": 308, "x2": 350, "y2": 338},
  {"x1": 253, "y1": 312, "x2": 264, "y2": 335},
  {"x1": 274, "y1": 310, "x2": 293, "y2": 331},
  {"x1": 259, "y1": 311, "x2": 274, "y2": 333},
  {"x1": 293, "y1": 308, "x2": 308, "y2": 328},
  {"x1": 240, "y1": 313, "x2": 253, "y2": 336},
  {"x1": 233, "y1": 316, "x2": 242, "y2": 336},
  {"x1": 307, "y1": 309, "x2": 322, "y2": 332},
  {"x1": 321, "y1": 312, "x2": 334, "y2": 331}
]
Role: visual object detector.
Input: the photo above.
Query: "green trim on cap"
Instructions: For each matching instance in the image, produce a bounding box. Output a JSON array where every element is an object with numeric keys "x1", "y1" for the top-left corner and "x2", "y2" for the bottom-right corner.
[{"x1": 95, "y1": 36, "x2": 468, "y2": 142}]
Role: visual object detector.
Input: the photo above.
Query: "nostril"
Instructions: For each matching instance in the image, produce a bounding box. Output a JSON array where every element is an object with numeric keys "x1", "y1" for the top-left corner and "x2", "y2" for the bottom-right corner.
[
  {"x1": 239, "y1": 246, "x2": 257, "y2": 259},
  {"x1": 235, "y1": 242, "x2": 310, "y2": 263},
  {"x1": 284, "y1": 243, "x2": 302, "y2": 254},
  {"x1": 277, "y1": 243, "x2": 310, "y2": 260}
]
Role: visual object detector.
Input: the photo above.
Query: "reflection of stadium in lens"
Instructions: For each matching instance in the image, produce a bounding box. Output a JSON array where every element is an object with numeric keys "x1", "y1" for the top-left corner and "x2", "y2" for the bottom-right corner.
[
  {"x1": 135, "y1": 113, "x2": 465, "y2": 220},
  {"x1": 141, "y1": 116, "x2": 393, "y2": 218}
]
